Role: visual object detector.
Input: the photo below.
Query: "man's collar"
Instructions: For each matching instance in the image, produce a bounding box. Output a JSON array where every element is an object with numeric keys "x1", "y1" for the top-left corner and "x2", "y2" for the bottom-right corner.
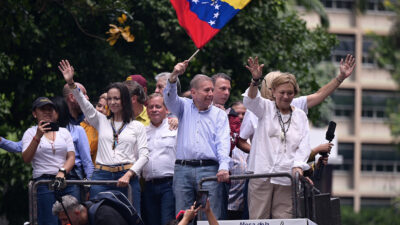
[
  {"x1": 69, "y1": 113, "x2": 85, "y2": 125},
  {"x1": 191, "y1": 100, "x2": 212, "y2": 112}
]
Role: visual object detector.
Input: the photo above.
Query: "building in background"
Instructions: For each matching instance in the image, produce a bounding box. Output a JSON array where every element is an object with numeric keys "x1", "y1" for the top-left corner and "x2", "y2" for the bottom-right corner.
[{"x1": 298, "y1": 0, "x2": 400, "y2": 212}]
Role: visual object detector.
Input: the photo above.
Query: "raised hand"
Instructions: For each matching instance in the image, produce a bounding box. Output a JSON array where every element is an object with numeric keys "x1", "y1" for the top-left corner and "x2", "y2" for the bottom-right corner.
[
  {"x1": 245, "y1": 56, "x2": 264, "y2": 80},
  {"x1": 169, "y1": 60, "x2": 189, "y2": 83},
  {"x1": 36, "y1": 120, "x2": 51, "y2": 138},
  {"x1": 338, "y1": 54, "x2": 356, "y2": 81},
  {"x1": 58, "y1": 60, "x2": 75, "y2": 85}
]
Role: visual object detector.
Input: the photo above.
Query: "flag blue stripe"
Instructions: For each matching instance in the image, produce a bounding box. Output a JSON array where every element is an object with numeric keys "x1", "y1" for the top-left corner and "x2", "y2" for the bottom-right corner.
[{"x1": 189, "y1": 0, "x2": 240, "y2": 29}]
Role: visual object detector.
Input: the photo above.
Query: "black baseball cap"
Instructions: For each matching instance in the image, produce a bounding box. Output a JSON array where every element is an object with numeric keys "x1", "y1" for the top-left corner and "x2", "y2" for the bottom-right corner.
[{"x1": 32, "y1": 97, "x2": 55, "y2": 111}]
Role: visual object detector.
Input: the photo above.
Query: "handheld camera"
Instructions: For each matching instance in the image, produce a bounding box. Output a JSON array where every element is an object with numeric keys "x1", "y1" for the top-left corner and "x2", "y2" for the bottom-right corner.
[{"x1": 43, "y1": 121, "x2": 59, "y2": 132}]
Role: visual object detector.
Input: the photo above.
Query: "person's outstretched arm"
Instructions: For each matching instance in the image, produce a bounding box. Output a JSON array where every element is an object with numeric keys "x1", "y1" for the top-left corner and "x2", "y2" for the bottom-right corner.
[
  {"x1": 58, "y1": 60, "x2": 103, "y2": 129},
  {"x1": 163, "y1": 60, "x2": 189, "y2": 118},
  {"x1": 307, "y1": 54, "x2": 356, "y2": 108},
  {"x1": 203, "y1": 200, "x2": 219, "y2": 225},
  {"x1": 0, "y1": 137, "x2": 22, "y2": 153},
  {"x1": 178, "y1": 204, "x2": 199, "y2": 225}
]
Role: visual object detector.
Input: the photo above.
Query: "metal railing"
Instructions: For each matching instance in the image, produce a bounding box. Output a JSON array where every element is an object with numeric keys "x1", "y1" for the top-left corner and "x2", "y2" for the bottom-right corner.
[
  {"x1": 199, "y1": 172, "x2": 319, "y2": 220},
  {"x1": 199, "y1": 172, "x2": 299, "y2": 218},
  {"x1": 28, "y1": 179, "x2": 132, "y2": 225}
]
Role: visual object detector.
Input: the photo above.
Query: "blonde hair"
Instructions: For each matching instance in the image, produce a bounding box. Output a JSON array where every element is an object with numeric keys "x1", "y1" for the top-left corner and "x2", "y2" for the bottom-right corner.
[
  {"x1": 260, "y1": 71, "x2": 283, "y2": 100},
  {"x1": 271, "y1": 73, "x2": 300, "y2": 96},
  {"x1": 99, "y1": 93, "x2": 107, "y2": 101}
]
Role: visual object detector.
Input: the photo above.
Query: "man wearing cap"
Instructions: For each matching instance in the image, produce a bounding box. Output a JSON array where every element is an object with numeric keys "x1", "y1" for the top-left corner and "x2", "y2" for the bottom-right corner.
[
  {"x1": 163, "y1": 60, "x2": 231, "y2": 220},
  {"x1": 127, "y1": 74, "x2": 148, "y2": 100},
  {"x1": 124, "y1": 80, "x2": 150, "y2": 126}
]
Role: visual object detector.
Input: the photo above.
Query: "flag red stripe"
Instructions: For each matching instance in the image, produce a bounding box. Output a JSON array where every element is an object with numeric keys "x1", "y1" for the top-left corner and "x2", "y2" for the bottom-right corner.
[{"x1": 171, "y1": 0, "x2": 220, "y2": 49}]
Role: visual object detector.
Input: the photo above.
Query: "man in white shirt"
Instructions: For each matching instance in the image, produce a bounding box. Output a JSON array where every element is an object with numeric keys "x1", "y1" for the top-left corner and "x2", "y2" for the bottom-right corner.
[{"x1": 142, "y1": 93, "x2": 177, "y2": 225}]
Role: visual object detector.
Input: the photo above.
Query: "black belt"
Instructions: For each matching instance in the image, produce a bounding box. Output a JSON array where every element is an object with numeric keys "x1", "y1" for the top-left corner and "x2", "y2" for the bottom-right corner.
[
  {"x1": 146, "y1": 176, "x2": 173, "y2": 184},
  {"x1": 175, "y1": 159, "x2": 218, "y2": 167},
  {"x1": 36, "y1": 174, "x2": 56, "y2": 180},
  {"x1": 35, "y1": 174, "x2": 73, "y2": 181}
]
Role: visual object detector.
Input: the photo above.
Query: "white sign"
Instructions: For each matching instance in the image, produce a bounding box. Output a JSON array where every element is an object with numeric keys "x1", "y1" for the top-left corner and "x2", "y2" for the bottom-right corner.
[{"x1": 197, "y1": 218, "x2": 317, "y2": 225}]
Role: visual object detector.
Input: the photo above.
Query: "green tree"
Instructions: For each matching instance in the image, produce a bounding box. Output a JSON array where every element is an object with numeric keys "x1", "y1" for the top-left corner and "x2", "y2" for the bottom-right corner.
[
  {"x1": 369, "y1": 1, "x2": 400, "y2": 141},
  {"x1": 0, "y1": 0, "x2": 336, "y2": 223},
  {"x1": 341, "y1": 205, "x2": 400, "y2": 225}
]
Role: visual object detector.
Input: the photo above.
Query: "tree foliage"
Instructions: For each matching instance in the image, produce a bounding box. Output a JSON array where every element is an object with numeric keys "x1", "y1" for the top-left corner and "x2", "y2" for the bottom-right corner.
[
  {"x1": 370, "y1": 1, "x2": 400, "y2": 141},
  {"x1": 341, "y1": 205, "x2": 400, "y2": 225},
  {"x1": 0, "y1": 0, "x2": 336, "y2": 222}
]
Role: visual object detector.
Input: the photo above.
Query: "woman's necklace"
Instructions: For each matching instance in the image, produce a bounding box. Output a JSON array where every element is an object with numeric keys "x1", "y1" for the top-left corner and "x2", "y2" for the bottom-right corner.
[
  {"x1": 276, "y1": 105, "x2": 292, "y2": 152},
  {"x1": 110, "y1": 118, "x2": 127, "y2": 150},
  {"x1": 46, "y1": 132, "x2": 56, "y2": 155}
]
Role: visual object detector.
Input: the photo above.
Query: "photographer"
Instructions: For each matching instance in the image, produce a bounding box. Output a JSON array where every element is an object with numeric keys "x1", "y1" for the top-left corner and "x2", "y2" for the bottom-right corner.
[{"x1": 22, "y1": 97, "x2": 77, "y2": 225}]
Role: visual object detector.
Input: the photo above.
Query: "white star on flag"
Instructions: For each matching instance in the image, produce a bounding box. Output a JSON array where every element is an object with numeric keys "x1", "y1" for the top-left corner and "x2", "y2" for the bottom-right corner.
[
  {"x1": 208, "y1": 20, "x2": 216, "y2": 26},
  {"x1": 214, "y1": 4, "x2": 220, "y2": 10},
  {"x1": 213, "y1": 12, "x2": 219, "y2": 18},
  {"x1": 192, "y1": 0, "x2": 199, "y2": 3}
]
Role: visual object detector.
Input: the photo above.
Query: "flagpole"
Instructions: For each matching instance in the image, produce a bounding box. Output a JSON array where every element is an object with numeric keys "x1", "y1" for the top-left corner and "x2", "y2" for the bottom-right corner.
[{"x1": 187, "y1": 49, "x2": 200, "y2": 62}]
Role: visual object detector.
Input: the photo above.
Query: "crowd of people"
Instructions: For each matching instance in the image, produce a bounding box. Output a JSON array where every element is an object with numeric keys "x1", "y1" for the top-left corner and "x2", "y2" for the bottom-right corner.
[{"x1": 0, "y1": 54, "x2": 355, "y2": 225}]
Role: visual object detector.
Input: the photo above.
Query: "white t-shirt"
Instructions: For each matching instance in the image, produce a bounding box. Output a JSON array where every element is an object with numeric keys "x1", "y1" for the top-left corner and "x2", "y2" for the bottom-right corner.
[
  {"x1": 239, "y1": 96, "x2": 308, "y2": 141},
  {"x1": 243, "y1": 90, "x2": 311, "y2": 185},
  {"x1": 22, "y1": 127, "x2": 75, "y2": 179}
]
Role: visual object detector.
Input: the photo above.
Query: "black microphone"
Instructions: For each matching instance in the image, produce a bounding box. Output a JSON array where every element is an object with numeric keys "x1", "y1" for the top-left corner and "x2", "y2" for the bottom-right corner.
[
  {"x1": 325, "y1": 121, "x2": 336, "y2": 143},
  {"x1": 315, "y1": 121, "x2": 337, "y2": 180}
]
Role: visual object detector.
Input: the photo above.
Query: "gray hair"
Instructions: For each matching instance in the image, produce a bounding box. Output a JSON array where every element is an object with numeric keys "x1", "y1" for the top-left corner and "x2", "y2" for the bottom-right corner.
[
  {"x1": 52, "y1": 195, "x2": 84, "y2": 216},
  {"x1": 155, "y1": 72, "x2": 171, "y2": 81},
  {"x1": 211, "y1": 73, "x2": 231, "y2": 85},
  {"x1": 190, "y1": 74, "x2": 213, "y2": 90},
  {"x1": 155, "y1": 72, "x2": 182, "y2": 95}
]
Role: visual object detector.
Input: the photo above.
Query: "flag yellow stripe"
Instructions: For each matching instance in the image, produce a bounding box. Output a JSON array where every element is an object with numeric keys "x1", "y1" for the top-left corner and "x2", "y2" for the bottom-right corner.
[{"x1": 221, "y1": 0, "x2": 251, "y2": 10}]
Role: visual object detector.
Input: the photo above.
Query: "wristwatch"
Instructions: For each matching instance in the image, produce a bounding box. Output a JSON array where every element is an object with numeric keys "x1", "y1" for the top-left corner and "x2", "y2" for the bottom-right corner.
[{"x1": 59, "y1": 168, "x2": 67, "y2": 177}]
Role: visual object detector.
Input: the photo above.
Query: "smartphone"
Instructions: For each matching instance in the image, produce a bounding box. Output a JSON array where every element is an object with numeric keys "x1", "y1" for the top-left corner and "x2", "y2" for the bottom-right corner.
[
  {"x1": 195, "y1": 190, "x2": 209, "y2": 208},
  {"x1": 43, "y1": 122, "x2": 59, "y2": 131}
]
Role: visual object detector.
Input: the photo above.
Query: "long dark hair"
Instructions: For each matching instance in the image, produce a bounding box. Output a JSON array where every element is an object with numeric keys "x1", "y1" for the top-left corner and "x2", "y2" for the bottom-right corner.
[
  {"x1": 106, "y1": 82, "x2": 133, "y2": 123},
  {"x1": 51, "y1": 96, "x2": 70, "y2": 128}
]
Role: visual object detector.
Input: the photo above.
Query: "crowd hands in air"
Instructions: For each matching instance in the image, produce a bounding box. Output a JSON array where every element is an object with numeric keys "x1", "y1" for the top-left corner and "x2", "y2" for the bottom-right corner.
[{"x1": 0, "y1": 54, "x2": 355, "y2": 225}]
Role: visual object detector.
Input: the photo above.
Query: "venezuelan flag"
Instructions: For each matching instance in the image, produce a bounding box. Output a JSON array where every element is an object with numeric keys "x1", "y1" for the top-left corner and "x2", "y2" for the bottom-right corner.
[{"x1": 171, "y1": 0, "x2": 251, "y2": 49}]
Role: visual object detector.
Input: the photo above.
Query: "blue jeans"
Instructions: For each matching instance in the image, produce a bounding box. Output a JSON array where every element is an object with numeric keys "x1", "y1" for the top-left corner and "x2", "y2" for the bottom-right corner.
[
  {"x1": 173, "y1": 164, "x2": 223, "y2": 220},
  {"x1": 35, "y1": 176, "x2": 79, "y2": 225},
  {"x1": 142, "y1": 179, "x2": 175, "y2": 225},
  {"x1": 89, "y1": 169, "x2": 141, "y2": 215}
]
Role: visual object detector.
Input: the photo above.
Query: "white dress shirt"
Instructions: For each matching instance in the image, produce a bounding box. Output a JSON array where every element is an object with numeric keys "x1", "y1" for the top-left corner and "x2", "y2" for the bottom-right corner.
[
  {"x1": 142, "y1": 118, "x2": 177, "y2": 181},
  {"x1": 72, "y1": 87, "x2": 149, "y2": 175},
  {"x1": 163, "y1": 81, "x2": 231, "y2": 171},
  {"x1": 243, "y1": 89, "x2": 311, "y2": 186},
  {"x1": 239, "y1": 96, "x2": 308, "y2": 141}
]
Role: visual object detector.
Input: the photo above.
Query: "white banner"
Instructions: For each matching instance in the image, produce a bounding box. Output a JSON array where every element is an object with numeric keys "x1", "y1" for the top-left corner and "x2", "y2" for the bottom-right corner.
[{"x1": 197, "y1": 218, "x2": 317, "y2": 225}]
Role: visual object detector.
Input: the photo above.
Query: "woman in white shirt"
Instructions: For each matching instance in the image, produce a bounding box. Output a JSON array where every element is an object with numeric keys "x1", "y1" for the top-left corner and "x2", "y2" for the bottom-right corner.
[
  {"x1": 243, "y1": 57, "x2": 311, "y2": 219},
  {"x1": 58, "y1": 60, "x2": 148, "y2": 215},
  {"x1": 22, "y1": 97, "x2": 76, "y2": 225}
]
